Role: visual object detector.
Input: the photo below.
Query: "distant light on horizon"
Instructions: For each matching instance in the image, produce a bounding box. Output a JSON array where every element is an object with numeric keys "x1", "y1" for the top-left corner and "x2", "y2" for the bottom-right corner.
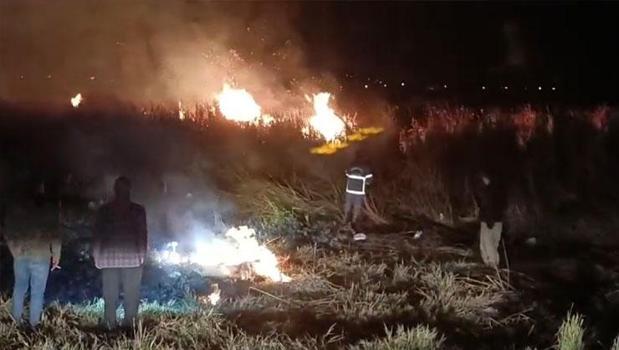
[
  {"x1": 504, "y1": 86, "x2": 509, "y2": 90},
  {"x1": 364, "y1": 84, "x2": 369, "y2": 89},
  {"x1": 538, "y1": 86, "x2": 542, "y2": 91},
  {"x1": 551, "y1": 86, "x2": 556, "y2": 91},
  {"x1": 401, "y1": 81, "x2": 405, "y2": 87},
  {"x1": 443, "y1": 84, "x2": 447, "y2": 89},
  {"x1": 481, "y1": 86, "x2": 486, "y2": 90}
]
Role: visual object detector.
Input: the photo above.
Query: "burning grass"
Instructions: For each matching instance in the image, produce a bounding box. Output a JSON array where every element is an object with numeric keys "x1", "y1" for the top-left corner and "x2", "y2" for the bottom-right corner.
[{"x1": 1, "y1": 102, "x2": 619, "y2": 348}]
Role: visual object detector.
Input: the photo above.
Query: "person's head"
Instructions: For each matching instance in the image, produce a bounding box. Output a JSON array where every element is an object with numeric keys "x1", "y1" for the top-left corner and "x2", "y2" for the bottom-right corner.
[
  {"x1": 352, "y1": 148, "x2": 370, "y2": 167},
  {"x1": 113, "y1": 176, "x2": 132, "y2": 202}
]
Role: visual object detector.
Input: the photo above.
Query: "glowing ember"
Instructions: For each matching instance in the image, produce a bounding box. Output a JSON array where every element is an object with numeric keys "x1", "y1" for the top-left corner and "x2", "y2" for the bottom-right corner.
[
  {"x1": 178, "y1": 101, "x2": 185, "y2": 120},
  {"x1": 260, "y1": 114, "x2": 275, "y2": 126},
  {"x1": 216, "y1": 84, "x2": 262, "y2": 123},
  {"x1": 308, "y1": 92, "x2": 346, "y2": 142},
  {"x1": 155, "y1": 226, "x2": 290, "y2": 283},
  {"x1": 70, "y1": 93, "x2": 82, "y2": 108}
]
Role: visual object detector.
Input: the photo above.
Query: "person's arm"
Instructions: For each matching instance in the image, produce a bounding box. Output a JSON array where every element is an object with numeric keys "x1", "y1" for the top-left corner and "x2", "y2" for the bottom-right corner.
[
  {"x1": 50, "y1": 230, "x2": 62, "y2": 270},
  {"x1": 137, "y1": 207, "x2": 148, "y2": 263}
]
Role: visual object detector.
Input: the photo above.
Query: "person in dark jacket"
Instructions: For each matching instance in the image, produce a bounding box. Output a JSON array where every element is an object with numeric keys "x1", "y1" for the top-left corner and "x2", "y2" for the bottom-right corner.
[
  {"x1": 473, "y1": 171, "x2": 507, "y2": 267},
  {"x1": 93, "y1": 176, "x2": 147, "y2": 329},
  {"x1": 344, "y1": 165, "x2": 373, "y2": 229}
]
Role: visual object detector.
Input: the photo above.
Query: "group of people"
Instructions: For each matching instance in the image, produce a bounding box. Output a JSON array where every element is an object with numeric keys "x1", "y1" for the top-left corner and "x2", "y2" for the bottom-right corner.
[
  {"x1": 0, "y1": 162, "x2": 506, "y2": 329},
  {"x1": 343, "y1": 161, "x2": 506, "y2": 268},
  {"x1": 0, "y1": 176, "x2": 148, "y2": 329}
]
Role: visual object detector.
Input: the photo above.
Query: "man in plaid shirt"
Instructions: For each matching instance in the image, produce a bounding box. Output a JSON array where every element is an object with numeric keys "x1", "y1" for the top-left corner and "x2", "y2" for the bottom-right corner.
[{"x1": 93, "y1": 177, "x2": 147, "y2": 329}]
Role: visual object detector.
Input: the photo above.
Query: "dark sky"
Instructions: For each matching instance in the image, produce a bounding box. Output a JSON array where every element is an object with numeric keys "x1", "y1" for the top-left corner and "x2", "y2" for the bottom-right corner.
[
  {"x1": 296, "y1": 2, "x2": 619, "y2": 97},
  {"x1": 1, "y1": 1, "x2": 618, "y2": 104}
]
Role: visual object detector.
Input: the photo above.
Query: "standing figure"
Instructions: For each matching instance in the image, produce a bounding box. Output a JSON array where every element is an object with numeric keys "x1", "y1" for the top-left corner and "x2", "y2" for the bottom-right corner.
[
  {"x1": 4, "y1": 182, "x2": 61, "y2": 327},
  {"x1": 473, "y1": 172, "x2": 507, "y2": 268},
  {"x1": 93, "y1": 177, "x2": 147, "y2": 329},
  {"x1": 344, "y1": 165, "x2": 373, "y2": 240}
]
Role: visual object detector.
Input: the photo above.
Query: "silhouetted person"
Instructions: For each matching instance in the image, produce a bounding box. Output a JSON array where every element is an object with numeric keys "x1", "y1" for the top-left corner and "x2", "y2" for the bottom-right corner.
[
  {"x1": 4, "y1": 182, "x2": 61, "y2": 327},
  {"x1": 93, "y1": 177, "x2": 147, "y2": 329},
  {"x1": 473, "y1": 172, "x2": 507, "y2": 267},
  {"x1": 343, "y1": 156, "x2": 373, "y2": 241}
]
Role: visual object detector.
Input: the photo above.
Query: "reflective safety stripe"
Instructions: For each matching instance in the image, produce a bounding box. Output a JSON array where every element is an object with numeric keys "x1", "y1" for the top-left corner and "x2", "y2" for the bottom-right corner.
[
  {"x1": 346, "y1": 173, "x2": 372, "y2": 195},
  {"x1": 346, "y1": 174, "x2": 373, "y2": 180}
]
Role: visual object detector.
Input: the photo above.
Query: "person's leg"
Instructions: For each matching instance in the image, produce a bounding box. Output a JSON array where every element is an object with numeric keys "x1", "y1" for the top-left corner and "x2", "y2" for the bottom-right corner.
[
  {"x1": 343, "y1": 193, "x2": 353, "y2": 223},
  {"x1": 479, "y1": 222, "x2": 491, "y2": 266},
  {"x1": 11, "y1": 257, "x2": 30, "y2": 323},
  {"x1": 120, "y1": 266, "x2": 143, "y2": 327},
  {"x1": 101, "y1": 268, "x2": 120, "y2": 329},
  {"x1": 489, "y1": 222, "x2": 503, "y2": 267},
  {"x1": 351, "y1": 194, "x2": 364, "y2": 223},
  {"x1": 28, "y1": 258, "x2": 50, "y2": 327}
]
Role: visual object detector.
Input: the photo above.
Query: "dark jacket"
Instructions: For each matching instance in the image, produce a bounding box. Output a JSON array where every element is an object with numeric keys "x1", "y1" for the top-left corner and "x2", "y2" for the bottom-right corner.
[
  {"x1": 94, "y1": 201, "x2": 147, "y2": 256},
  {"x1": 4, "y1": 199, "x2": 62, "y2": 261},
  {"x1": 346, "y1": 166, "x2": 372, "y2": 195},
  {"x1": 473, "y1": 176, "x2": 507, "y2": 224}
]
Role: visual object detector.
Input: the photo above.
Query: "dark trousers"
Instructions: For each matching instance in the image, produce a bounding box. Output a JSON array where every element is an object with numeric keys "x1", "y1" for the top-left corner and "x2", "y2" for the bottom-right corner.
[
  {"x1": 101, "y1": 266, "x2": 143, "y2": 328},
  {"x1": 344, "y1": 193, "x2": 365, "y2": 223}
]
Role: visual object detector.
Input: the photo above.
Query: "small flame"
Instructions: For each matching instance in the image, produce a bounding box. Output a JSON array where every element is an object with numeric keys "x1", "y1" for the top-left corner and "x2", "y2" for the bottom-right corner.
[
  {"x1": 178, "y1": 101, "x2": 185, "y2": 120},
  {"x1": 216, "y1": 84, "x2": 262, "y2": 123},
  {"x1": 70, "y1": 93, "x2": 82, "y2": 108},
  {"x1": 308, "y1": 92, "x2": 346, "y2": 142},
  {"x1": 208, "y1": 284, "x2": 221, "y2": 305}
]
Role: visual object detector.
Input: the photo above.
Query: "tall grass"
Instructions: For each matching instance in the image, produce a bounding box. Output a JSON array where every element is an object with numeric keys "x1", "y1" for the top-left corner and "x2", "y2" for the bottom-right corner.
[
  {"x1": 351, "y1": 325, "x2": 445, "y2": 350},
  {"x1": 556, "y1": 311, "x2": 585, "y2": 350}
]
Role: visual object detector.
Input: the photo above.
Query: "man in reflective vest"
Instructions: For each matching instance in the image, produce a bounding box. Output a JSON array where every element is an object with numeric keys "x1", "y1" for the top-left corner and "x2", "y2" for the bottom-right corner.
[{"x1": 344, "y1": 166, "x2": 373, "y2": 228}]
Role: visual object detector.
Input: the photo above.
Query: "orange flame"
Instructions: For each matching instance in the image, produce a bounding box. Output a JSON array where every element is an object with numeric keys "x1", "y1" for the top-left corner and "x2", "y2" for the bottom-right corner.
[
  {"x1": 216, "y1": 84, "x2": 262, "y2": 123},
  {"x1": 307, "y1": 92, "x2": 346, "y2": 142},
  {"x1": 70, "y1": 93, "x2": 82, "y2": 108}
]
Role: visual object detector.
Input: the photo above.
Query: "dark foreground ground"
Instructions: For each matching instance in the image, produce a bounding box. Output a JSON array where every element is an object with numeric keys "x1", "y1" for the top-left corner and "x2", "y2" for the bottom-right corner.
[{"x1": 1, "y1": 215, "x2": 618, "y2": 349}]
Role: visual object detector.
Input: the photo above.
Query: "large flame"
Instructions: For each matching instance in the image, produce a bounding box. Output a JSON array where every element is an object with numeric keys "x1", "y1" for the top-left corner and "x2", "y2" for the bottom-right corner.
[
  {"x1": 308, "y1": 92, "x2": 346, "y2": 142},
  {"x1": 155, "y1": 226, "x2": 290, "y2": 283},
  {"x1": 70, "y1": 93, "x2": 82, "y2": 108},
  {"x1": 216, "y1": 84, "x2": 262, "y2": 123}
]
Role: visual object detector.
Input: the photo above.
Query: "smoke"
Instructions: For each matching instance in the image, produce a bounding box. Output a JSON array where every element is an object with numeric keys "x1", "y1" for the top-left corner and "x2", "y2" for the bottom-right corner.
[
  {"x1": 0, "y1": 1, "x2": 330, "y2": 111},
  {"x1": 502, "y1": 21, "x2": 526, "y2": 68}
]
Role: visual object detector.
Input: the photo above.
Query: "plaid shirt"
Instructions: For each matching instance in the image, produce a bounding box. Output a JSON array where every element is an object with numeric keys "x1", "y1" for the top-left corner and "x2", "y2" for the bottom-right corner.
[{"x1": 93, "y1": 201, "x2": 147, "y2": 269}]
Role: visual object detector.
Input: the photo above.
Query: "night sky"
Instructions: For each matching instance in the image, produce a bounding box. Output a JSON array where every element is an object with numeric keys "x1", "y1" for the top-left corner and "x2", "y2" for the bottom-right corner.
[
  {"x1": 1, "y1": 1, "x2": 618, "y2": 104},
  {"x1": 296, "y1": 2, "x2": 619, "y2": 99}
]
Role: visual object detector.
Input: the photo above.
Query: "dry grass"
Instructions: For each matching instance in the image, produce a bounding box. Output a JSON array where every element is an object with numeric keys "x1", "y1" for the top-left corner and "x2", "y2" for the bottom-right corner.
[
  {"x1": 612, "y1": 335, "x2": 619, "y2": 350},
  {"x1": 351, "y1": 325, "x2": 445, "y2": 350},
  {"x1": 234, "y1": 175, "x2": 342, "y2": 228},
  {"x1": 556, "y1": 311, "x2": 585, "y2": 350},
  {"x1": 0, "y1": 243, "x2": 592, "y2": 349},
  {"x1": 383, "y1": 162, "x2": 454, "y2": 225}
]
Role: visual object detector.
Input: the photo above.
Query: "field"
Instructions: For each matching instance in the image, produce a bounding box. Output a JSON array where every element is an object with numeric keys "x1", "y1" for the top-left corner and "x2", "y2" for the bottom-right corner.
[{"x1": 0, "y1": 101, "x2": 618, "y2": 349}]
